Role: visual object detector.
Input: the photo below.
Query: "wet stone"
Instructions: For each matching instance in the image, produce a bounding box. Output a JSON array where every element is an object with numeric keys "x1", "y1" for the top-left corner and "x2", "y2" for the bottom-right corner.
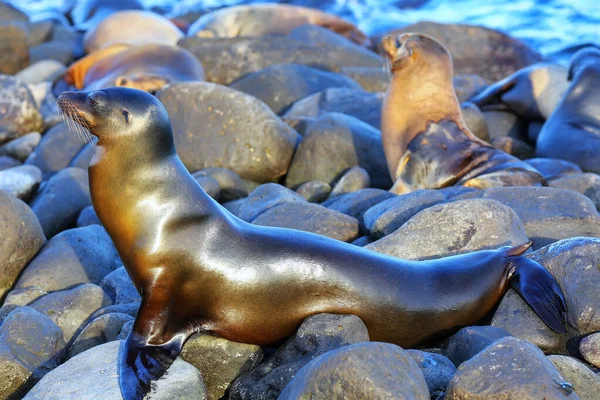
[
  {"x1": 444, "y1": 326, "x2": 513, "y2": 367},
  {"x1": 0, "y1": 164, "x2": 42, "y2": 201},
  {"x1": 0, "y1": 132, "x2": 41, "y2": 161},
  {"x1": 67, "y1": 313, "x2": 134, "y2": 359},
  {"x1": 549, "y1": 173, "x2": 600, "y2": 211},
  {"x1": 525, "y1": 158, "x2": 583, "y2": 181},
  {"x1": 0, "y1": 287, "x2": 47, "y2": 322},
  {"x1": 407, "y1": 349, "x2": 456, "y2": 396},
  {"x1": 192, "y1": 167, "x2": 249, "y2": 202},
  {"x1": 0, "y1": 75, "x2": 43, "y2": 143},
  {"x1": 233, "y1": 183, "x2": 306, "y2": 222},
  {"x1": 76, "y1": 205, "x2": 101, "y2": 227},
  {"x1": 99, "y1": 266, "x2": 141, "y2": 305},
  {"x1": 579, "y1": 333, "x2": 600, "y2": 368},
  {"x1": 324, "y1": 188, "x2": 396, "y2": 228},
  {"x1": 295, "y1": 180, "x2": 331, "y2": 203},
  {"x1": 548, "y1": 355, "x2": 600, "y2": 400},
  {"x1": 328, "y1": 166, "x2": 371, "y2": 199}
]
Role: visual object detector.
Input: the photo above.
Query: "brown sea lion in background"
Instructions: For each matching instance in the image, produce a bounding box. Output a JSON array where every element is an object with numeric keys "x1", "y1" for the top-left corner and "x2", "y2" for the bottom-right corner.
[
  {"x1": 469, "y1": 63, "x2": 569, "y2": 120},
  {"x1": 380, "y1": 33, "x2": 546, "y2": 194},
  {"x1": 64, "y1": 44, "x2": 204, "y2": 93},
  {"x1": 70, "y1": 0, "x2": 144, "y2": 30},
  {"x1": 57, "y1": 87, "x2": 566, "y2": 400},
  {"x1": 187, "y1": 3, "x2": 369, "y2": 46},
  {"x1": 536, "y1": 47, "x2": 600, "y2": 174},
  {"x1": 83, "y1": 10, "x2": 184, "y2": 54}
]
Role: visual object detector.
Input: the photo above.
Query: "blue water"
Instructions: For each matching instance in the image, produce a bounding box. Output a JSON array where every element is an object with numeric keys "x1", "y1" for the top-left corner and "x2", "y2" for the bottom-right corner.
[{"x1": 13, "y1": 0, "x2": 600, "y2": 55}]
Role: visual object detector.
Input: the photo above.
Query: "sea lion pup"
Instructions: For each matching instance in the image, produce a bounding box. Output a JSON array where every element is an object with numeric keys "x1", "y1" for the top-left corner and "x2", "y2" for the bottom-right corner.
[
  {"x1": 57, "y1": 87, "x2": 566, "y2": 400},
  {"x1": 469, "y1": 63, "x2": 569, "y2": 120},
  {"x1": 380, "y1": 33, "x2": 546, "y2": 194},
  {"x1": 536, "y1": 47, "x2": 600, "y2": 174},
  {"x1": 187, "y1": 3, "x2": 369, "y2": 46},
  {"x1": 63, "y1": 44, "x2": 205, "y2": 93},
  {"x1": 83, "y1": 10, "x2": 184, "y2": 54}
]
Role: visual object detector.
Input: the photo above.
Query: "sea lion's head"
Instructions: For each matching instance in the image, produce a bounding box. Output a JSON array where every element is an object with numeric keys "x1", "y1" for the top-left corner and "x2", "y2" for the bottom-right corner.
[
  {"x1": 57, "y1": 87, "x2": 172, "y2": 148},
  {"x1": 381, "y1": 33, "x2": 452, "y2": 74},
  {"x1": 567, "y1": 46, "x2": 600, "y2": 81}
]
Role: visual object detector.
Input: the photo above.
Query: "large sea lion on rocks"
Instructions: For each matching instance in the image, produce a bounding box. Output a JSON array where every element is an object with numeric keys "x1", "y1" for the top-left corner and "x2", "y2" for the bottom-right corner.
[
  {"x1": 380, "y1": 33, "x2": 546, "y2": 194},
  {"x1": 57, "y1": 87, "x2": 566, "y2": 400},
  {"x1": 188, "y1": 3, "x2": 369, "y2": 46},
  {"x1": 63, "y1": 44, "x2": 205, "y2": 92},
  {"x1": 536, "y1": 47, "x2": 600, "y2": 174}
]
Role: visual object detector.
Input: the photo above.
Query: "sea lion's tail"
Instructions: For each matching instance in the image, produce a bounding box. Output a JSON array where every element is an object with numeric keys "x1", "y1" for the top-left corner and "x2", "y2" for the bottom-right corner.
[{"x1": 506, "y1": 242, "x2": 568, "y2": 334}]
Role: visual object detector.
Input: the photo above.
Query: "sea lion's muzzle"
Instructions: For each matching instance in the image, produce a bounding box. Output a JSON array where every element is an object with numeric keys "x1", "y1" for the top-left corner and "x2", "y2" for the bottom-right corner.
[{"x1": 57, "y1": 91, "x2": 98, "y2": 145}]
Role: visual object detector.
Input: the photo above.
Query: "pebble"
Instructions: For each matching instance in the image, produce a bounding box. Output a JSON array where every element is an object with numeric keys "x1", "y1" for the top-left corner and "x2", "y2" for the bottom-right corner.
[
  {"x1": 99, "y1": 266, "x2": 141, "y2": 305},
  {"x1": 0, "y1": 132, "x2": 41, "y2": 161},
  {"x1": 579, "y1": 333, "x2": 600, "y2": 368},
  {"x1": 328, "y1": 166, "x2": 371, "y2": 199},
  {"x1": 0, "y1": 75, "x2": 44, "y2": 143},
  {"x1": 444, "y1": 326, "x2": 512, "y2": 366},
  {"x1": 407, "y1": 349, "x2": 456, "y2": 396},
  {"x1": 191, "y1": 167, "x2": 249, "y2": 202},
  {"x1": 0, "y1": 23, "x2": 29, "y2": 75},
  {"x1": 0, "y1": 165, "x2": 42, "y2": 201},
  {"x1": 548, "y1": 355, "x2": 600, "y2": 400},
  {"x1": 233, "y1": 183, "x2": 306, "y2": 222},
  {"x1": 15, "y1": 60, "x2": 67, "y2": 85},
  {"x1": 549, "y1": 172, "x2": 600, "y2": 210},
  {"x1": 67, "y1": 313, "x2": 134, "y2": 358},
  {"x1": 295, "y1": 180, "x2": 331, "y2": 203}
]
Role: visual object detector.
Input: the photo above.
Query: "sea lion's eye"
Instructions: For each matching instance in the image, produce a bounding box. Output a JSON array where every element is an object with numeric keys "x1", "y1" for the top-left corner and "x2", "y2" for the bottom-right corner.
[
  {"x1": 89, "y1": 97, "x2": 98, "y2": 107},
  {"x1": 122, "y1": 110, "x2": 130, "y2": 123}
]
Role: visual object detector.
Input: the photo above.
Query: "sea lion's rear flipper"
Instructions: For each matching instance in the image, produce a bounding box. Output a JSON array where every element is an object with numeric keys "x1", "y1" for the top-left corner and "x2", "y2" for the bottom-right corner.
[
  {"x1": 469, "y1": 78, "x2": 516, "y2": 107},
  {"x1": 119, "y1": 330, "x2": 187, "y2": 400},
  {"x1": 507, "y1": 248, "x2": 568, "y2": 334}
]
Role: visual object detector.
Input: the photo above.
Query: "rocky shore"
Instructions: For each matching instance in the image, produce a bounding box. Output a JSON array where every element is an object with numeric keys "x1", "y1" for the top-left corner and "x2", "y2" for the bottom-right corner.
[{"x1": 0, "y1": 1, "x2": 599, "y2": 399}]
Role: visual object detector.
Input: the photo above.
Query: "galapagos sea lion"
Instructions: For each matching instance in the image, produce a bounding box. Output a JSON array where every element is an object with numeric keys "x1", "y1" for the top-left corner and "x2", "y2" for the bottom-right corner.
[
  {"x1": 70, "y1": 0, "x2": 144, "y2": 31},
  {"x1": 536, "y1": 47, "x2": 600, "y2": 174},
  {"x1": 57, "y1": 87, "x2": 566, "y2": 400},
  {"x1": 83, "y1": 10, "x2": 184, "y2": 54},
  {"x1": 469, "y1": 63, "x2": 569, "y2": 120},
  {"x1": 380, "y1": 33, "x2": 546, "y2": 194},
  {"x1": 63, "y1": 44, "x2": 204, "y2": 93},
  {"x1": 188, "y1": 3, "x2": 369, "y2": 46}
]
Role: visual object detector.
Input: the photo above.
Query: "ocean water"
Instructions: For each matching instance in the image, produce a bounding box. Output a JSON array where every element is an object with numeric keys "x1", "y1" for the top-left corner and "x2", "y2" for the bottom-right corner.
[{"x1": 13, "y1": 0, "x2": 600, "y2": 56}]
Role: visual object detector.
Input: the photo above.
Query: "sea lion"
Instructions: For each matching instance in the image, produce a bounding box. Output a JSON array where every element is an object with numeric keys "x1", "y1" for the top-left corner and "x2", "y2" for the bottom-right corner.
[
  {"x1": 63, "y1": 44, "x2": 204, "y2": 93},
  {"x1": 188, "y1": 3, "x2": 369, "y2": 46},
  {"x1": 83, "y1": 10, "x2": 184, "y2": 54},
  {"x1": 57, "y1": 87, "x2": 567, "y2": 400},
  {"x1": 469, "y1": 63, "x2": 569, "y2": 120},
  {"x1": 70, "y1": 0, "x2": 144, "y2": 31},
  {"x1": 536, "y1": 47, "x2": 600, "y2": 174},
  {"x1": 380, "y1": 33, "x2": 546, "y2": 194}
]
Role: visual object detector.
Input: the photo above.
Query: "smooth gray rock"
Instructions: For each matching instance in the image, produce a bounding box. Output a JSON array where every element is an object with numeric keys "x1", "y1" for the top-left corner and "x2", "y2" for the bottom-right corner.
[
  {"x1": 99, "y1": 266, "x2": 141, "y2": 305},
  {"x1": 407, "y1": 349, "x2": 456, "y2": 397},
  {"x1": 0, "y1": 287, "x2": 47, "y2": 322},
  {"x1": 483, "y1": 110, "x2": 528, "y2": 141},
  {"x1": 0, "y1": 132, "x2": 41, "y2": 161},
  {"x1": 324, "y1": 188, "x2": 395, "y2": 228},
  {"x1": 67, "y1": 313, "x2": 134, "y2": 359},
  {"x1": 0, "y1": 23, "x2": 29, "y2": 75},
  {"x1": 16, "y1": 225, "x2": 118, "y2": 292},
  {"x1": 548, "y1": 355, "x2": 600, "y2": 400},
  {"x1": 340, "y1": 67, "x2": 388, "y2": 92},
  {"x1": 156, "y1": 82, "x2": 298, "y2": 183},
  {"x1": 444, "y1": 326, "x2": 513, "y2": 366},
  {"x1": 29, "y1": 40, "x2": 74, "y2": 65},
  {"x1": 76, "y1": 205, "x2": 100, "y2": 227},
  {"x1": 0, "y1": 75, "x2": 43, "y2": 143},
  {"x1": 328, "y1": 166, "x2": 370, "y2": 199},
  {"x1": 0, "y1": 164, "x2": 42, "y2": 200},
  {"x1": 15, "y1": 60, "x2": 66, "y2": 85},
  {"x1": 550, "y1": 173, "x2": 600, "y2": 210},
  {"x1": 233, "y1": 183, "x2": 305, "y2": 222},
  {"x1": 525, "y1": 158, "x2": 583, "y2": 181},
  {"x1": 279, "y1": 342, "x2": 430, "y2": 400},
  {"x1": 580, "y1": 333, "x2": 600, "y2": 368},
  {"x1": 192, "y1": 167, "x2": 248, "y2": 202},
  {"x1": 0, "y1": 191, "x2": 46, "y2": 300},
  {"x1": 461, "y1": 102, "x2": 490, "y2": 142},
  {"x1": 0, "y1": 155, "x2": 20, "y2": 170},
  {"x1": 492, "y1": 136, "x2": 535, "y2": 160},
  {"x1": 454, "y1": 74, "x2": 487, "y2": 102},
  {"x1": 295, "y1": 180, "x2": 331, "y2": 203},
  {"x1": 366, "y1": 199, "x2": 529, "y2": 260},
  {"x1": 446, "y1": 337, "x2": 577, "y2": 399},
  {"x1": 252, "y1": 201, "x2": 360, "y2": 242},
  {"x1": 192, "y1": 173, "x2": 221, "y2": 200},
  {"x1": 24, "y1": 340, "x2": 207, "y2": 400}
]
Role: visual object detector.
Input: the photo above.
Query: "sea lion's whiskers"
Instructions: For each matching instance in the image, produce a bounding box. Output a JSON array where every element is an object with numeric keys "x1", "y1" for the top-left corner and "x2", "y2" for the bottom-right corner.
[{"x1": 57, "y1": 99, "x2": 96, "y2": 149}]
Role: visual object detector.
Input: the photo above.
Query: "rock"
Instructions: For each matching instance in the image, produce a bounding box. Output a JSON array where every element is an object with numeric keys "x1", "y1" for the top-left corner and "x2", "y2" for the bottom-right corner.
[
  {"x1": 0, "y1": 191, "x2": 45, "y2": 301},
  {"x1": 68, "y1": 142, "x2": 95, "y2": 170},
  {"x1": 17, "y1": 225, "x2": 119, "y2": 292},
  {"x1": 181, "y1": 334, "x2": 262, "y2": 400},
  {"x1": 340, "y1": 67, "x2": 388, "y2": 92},
  {"x1": 29, "y1": 40, "x2": 74, "y2": 65},
  {"x1": 24, "y1": 340, "x2": 207, "y2": 400},
  {"x1": 285, "y1": 113, "x2": 391, "y2": 189},
  {"x1": 528, "y1": 121, "x2": 544, "y2": 142},
  {"x1": 367, "y1": 199, "x2": 528, "y2": 260},
  {"x1": 483, "y1": 110, "x2": 528, "y2": 141},
  {"x1": 99, "y1": 266, "x2": 141, "y2": 305},
  {"x1": 233, "y1": 183, "x2": 305, "y2": 222},
  {"x1": 454, "y1": 74, "x2": 487, "y2": 102},
  {"x1": 446, "y1": 337, "x2": 576, "y2": 399},
  {"x1": 0, "y1": 75, "x2": 44, "y2": 144},
  {"x1": 363, "y1": 189, "x2": 447, "y2": 238},
  {"x1": 461, "y1": 102, "x2": 490, "y2": 142},
  {"x1": 156, "y1": 82, "x2": 298, "y2": 183},
  {"x1": 229, "y1": 313, "x2": 369, "y2": 400},
  {"x1": 455, "y1": 187, "x2": 600, "y2": 249},
  {"x1": 351, "y1": 235, "x2": 374, "y2": 246},
  {"x1": 0, "y1": 23, "x2": 29, "y2": 75},
  {"x1": 324, "y1": 188, "x2": 396, "y2": 228},
  {"x1": 328, "y1": 166, "x2": 370, "y2": 198},
  {"x1": 0, "y1": 155, "x2": 20, "y2": 170},
  {"x1": 15, "y1": 60, "x2": 67, "y2": 85},
  {"x1": 117, "y1": 320, "x2": 133, "y2": 340},
  {"x1": 525, "y1": 158, "x2": 583, "y2": 181},
  {"x1": 0, "y1": 165, "x2": 42, "y2": 201},
  {"x1": 191, "y1": 167, "x2": 248, "y2": 202},
  {"x1": 279, "y1": 342, "x2": 430, "y2": 400},
  {"x1": 0, "y1": 307, "x2": 66, "y2": 399},
  {"x1": 0, "y1": 132, "x2": 41, "y2": 161},
  {"x1": 67, "y1": 313, "x2": 134, "y2": 358},
  {"x1": 550, "y1": 173, "x2": 600, "y2": 210},
  {"x1": 0, "y1": 286, "x2": 47, "y2": 321},
  {"x1": 444, "y1": 326, "x2": 513, "y2": 366},
  {"x1": 179, "y1": 36, "x2": 345, "y2": 85},
  {"x1": 288, "y1": 24, "x2": 383, "y2": 67},
  {"x1": 284, "y1": 88, "x2": 384, "y2": 129},
  {"x1": 30, "y1": 167, "x2": 92, "y2": 238},
  {"x1": 580, "y1": 333, "x2": 600, "y2": 368},
  {"x1": 26, "y1": 21, "x2": 53, "y2": 47},
  {"x1": 407, "y1": 349, "x2": 456, "y2": 396},
  {"x1": 548, "y1": 355, "x2": 600, "y2": 400},
  {"x1": 0, "y1": 3, "x2": 29, "y2": 22},
  {"x1": 91, "y1": 303, "x2": 140, "y2": 321},
  {"x1": 252, "y1": 202, "x2": 360, "y2": 242},
  {"x1": 492, "y1": 136, "x2": 535, "y2": 159},
  {"x1": 76, "y1": 205, "x2": 101, "y2": 227},
  {"x1": 25, "y1": 122, "x2": 85, "y2": 178},
  {"x1": 295, "y1": 180, "x2": 331, "y2": 203},
  {"x1": 388, "y1": 22, "x2": 543, "y2": 83},
  {"x1": 230, "y1": 63, "x2": 362, "y2": 115},
  {"x1": 29, "y1": 284, "x2": 112, "y2": 342},
  {"x1": 192, "y1": 173, "x2": 221, "y2": 200}
]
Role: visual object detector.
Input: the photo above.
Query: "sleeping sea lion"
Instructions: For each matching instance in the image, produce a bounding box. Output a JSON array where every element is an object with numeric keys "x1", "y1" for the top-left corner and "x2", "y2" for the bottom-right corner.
[{"x1": 57, "y1": 87, "x2": 566, "y2": 400}]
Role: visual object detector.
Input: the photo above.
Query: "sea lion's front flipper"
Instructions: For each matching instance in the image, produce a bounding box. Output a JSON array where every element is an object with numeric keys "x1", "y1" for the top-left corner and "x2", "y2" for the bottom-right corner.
[{"x1": 507, "y1": 250, "x2": 568, "y2": 334}]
